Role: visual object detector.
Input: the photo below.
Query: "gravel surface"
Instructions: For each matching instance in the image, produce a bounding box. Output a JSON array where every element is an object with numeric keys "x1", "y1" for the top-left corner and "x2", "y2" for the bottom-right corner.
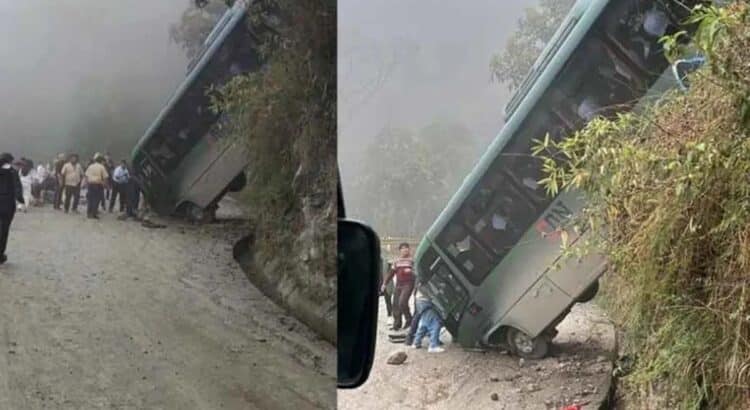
[
  {"x1": 0, "y1": 203, "x2": 335, "y2": 409},
  {"x1": 339, "y1": 299, "x2": 615, "y2": 410}
]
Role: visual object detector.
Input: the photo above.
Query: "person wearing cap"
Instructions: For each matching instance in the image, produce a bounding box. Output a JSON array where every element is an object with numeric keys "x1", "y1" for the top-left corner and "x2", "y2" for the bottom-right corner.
[
  {"x1": 84, "y1": 155, "x2": 109, "y2": 219},
  {"x1": 0, "y1": 153, "x2": 25, "y2": 264}
]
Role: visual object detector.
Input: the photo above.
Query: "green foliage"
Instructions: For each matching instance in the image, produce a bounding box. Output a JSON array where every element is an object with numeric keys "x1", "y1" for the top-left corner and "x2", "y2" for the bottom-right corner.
[
  {"x1": 490, "y1": 0, "x2": 575, "y2": 92},
  {"x1": 209, "y1": 0, "x2": 336, "y2": 298},
  {"x1": 535, "y1": 3, "x2": 750, "y2": 407}
]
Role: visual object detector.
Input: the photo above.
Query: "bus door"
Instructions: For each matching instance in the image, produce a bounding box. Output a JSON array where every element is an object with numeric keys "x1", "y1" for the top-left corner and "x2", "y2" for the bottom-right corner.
[{"x1": 416, "y1": 245, "x2": 471, "y2": 341}]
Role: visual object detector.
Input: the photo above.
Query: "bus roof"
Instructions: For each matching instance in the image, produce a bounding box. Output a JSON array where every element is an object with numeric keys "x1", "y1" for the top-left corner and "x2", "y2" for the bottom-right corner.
[
  {"x1": 130, "y1": 0, "x2": 250, "y2": 161},
  {"x1": 421, "y1": 0, "x2": 609, "y2": 243}
]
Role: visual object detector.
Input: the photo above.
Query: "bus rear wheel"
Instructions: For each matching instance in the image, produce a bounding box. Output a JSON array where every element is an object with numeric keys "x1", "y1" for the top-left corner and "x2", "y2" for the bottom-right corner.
[
  {"x1": 227, "y1": 172, "x2": 247, "y2": 192},
  {"x1": 506, "y1": 327, "x2": 549, "y2": 360},
  {"x1": 577, "y1": 280, "x2": 600, "y2": 304}
]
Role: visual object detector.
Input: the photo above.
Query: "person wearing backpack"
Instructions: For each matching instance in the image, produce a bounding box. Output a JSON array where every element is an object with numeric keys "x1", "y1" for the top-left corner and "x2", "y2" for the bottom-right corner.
[{"x1": 0, "y1": 153, "x2": 25, "y2": 264}]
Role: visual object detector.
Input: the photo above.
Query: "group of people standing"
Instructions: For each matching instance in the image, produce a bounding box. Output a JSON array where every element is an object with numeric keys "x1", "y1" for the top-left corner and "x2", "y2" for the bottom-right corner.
[
  {"x1": 381, "y1": 243, "x2": 445, "y2": 353},
  {"x1": 0, "y1": 150, "x2": 144, "y2": 266},
  {"x1": 49, "y1": 152, "x2": 141, "y2": 220}
]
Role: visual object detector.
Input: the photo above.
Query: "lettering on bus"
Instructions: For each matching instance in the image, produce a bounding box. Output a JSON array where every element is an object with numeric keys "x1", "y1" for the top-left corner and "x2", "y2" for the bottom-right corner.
[{"x1": 535, "y1": 201, "x2": 573, "y2": 240}]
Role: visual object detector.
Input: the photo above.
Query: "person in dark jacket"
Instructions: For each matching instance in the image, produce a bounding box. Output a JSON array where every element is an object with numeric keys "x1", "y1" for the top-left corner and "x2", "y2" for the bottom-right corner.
[{"x1": 0, "y1": 153, "x2": 25, "y2": 264}]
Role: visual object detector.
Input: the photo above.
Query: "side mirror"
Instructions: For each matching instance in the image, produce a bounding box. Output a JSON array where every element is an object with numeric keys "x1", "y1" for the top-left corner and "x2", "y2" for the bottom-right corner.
[
  {"x1": 337, "y1": 219, "x2": 380, "y2": 389},
  {"x1": 671, "y1": 56, "x2": 705, "y2": 91}
]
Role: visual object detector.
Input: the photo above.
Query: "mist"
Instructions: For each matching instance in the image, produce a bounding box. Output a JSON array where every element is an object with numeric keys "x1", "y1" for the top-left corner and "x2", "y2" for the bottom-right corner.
[
  {"x1": 338, "y1": 0, "x2": 536, "y2": 237},
  {"x1": 0, "y1": 0, "x2": 198, "y2": 163}
]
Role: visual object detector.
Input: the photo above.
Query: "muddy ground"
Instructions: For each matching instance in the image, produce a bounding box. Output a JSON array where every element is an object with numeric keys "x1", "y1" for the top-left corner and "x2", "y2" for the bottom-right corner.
[
  {"x1": 0, "y1": 201, "x2": 335, "y2": 409},
  {"x1": 338, "y1": 300, "x2": 615, "y2": 410}
]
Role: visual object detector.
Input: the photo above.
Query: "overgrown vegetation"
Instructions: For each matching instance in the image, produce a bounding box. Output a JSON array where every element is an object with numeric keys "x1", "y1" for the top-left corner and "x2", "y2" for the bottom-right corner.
[
  {"x1": 535, "y1": 3, "x2": 750, "y2": 408},
  {"x1": 210, "y1": 0, "x2": 337, "y2": 341}
]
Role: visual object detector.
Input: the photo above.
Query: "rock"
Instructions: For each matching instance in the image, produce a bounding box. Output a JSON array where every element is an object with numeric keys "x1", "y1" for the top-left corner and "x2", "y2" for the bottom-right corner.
[
  {"x1": 596, "y1": 355, "x2": 608, "y2": 363},
  {"x1": 518, "y1": 358, "x2": 525, "y2": 368},
  {"x1": 489, "y1": 375, "x2": 500, "y2": 382},
  {"x1": 387, "y1": 351, "x2": 407, "y2": 365},
  {"x1": 503, "y1": 373, "x2": 521, "y2": 382},
  {"x1": 490, "y1": 393, "x2": 499, "y2": 401},
  {"x1": 521, "y1": 383, "x2": 541, "y2": 393},
  {"x1": 535, "y1": 365, "x2": 544, "y2": 372}
]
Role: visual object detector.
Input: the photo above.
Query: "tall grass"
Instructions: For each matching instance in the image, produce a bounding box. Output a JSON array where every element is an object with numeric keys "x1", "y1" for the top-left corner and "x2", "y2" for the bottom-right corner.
[{"x1": 536, "y1": 3, "x2": 750, "y2": 408}]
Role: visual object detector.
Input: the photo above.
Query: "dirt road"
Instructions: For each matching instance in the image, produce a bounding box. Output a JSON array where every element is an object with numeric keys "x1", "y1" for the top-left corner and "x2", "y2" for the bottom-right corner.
[
  {"x1": 338, "y1": 300, "x2": 615, "y2": 410},
  {"x1": 0, "y1": 203, "x2": 335, "y2": 409}
]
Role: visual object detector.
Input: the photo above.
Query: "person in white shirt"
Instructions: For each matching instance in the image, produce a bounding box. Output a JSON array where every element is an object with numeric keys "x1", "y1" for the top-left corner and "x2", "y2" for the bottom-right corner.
[
  {"x1": 15, "y1": 159, "x2": 35, "y2": 213},
  {"x1": 109, "y1": 160, "x2": 130, "y2": 213},
  {"x1": 32, "y1": 164, "x2": 48, "y2": 205}
]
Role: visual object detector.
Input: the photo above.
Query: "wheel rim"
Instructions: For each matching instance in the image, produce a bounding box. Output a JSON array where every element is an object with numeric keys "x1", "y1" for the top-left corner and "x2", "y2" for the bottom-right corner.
[
  {"x1": 188, "y1": 204, "x2": 205, "y2": 222},
  {"x1": 512, "y1": 331, "x2": 534, "y2": 354}
]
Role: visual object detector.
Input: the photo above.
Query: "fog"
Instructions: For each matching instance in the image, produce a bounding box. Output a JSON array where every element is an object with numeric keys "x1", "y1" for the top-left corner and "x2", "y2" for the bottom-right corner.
[
  {"x1": 0, "y1": 0, "x2": 197, "y2": 163},
  {"x1": 338, "y1": 0, "x2": 535, "y2": 233}
]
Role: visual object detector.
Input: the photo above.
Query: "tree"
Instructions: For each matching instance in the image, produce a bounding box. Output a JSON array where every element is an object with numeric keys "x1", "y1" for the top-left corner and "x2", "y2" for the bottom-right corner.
[
  {"x1": 490, "y1": 0, "x2": 575, "y2": 92},
  {"x1": 349, "y1": 120, "x2": 480, "y2": 238}
]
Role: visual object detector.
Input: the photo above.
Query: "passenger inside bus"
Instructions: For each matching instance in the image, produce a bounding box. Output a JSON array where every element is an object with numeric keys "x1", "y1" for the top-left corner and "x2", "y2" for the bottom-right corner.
[{"x1": 600, "y1": 0, "x2": 675, "y2": 74}]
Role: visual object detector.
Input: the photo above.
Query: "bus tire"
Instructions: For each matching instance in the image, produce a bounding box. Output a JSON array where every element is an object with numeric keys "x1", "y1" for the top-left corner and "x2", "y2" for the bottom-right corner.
[
  {"x1": 185, "y1": 202, "x2": 214, "y2": 224},
  {"x1": 506, "y1": 327, "x2": 549, "y2": 360},
  {"x1": 227, "y1": 172, "x2": 247, "y2": 192},
  {"x1": 577, "y1": 280, "x2": 600, "y2": 304}
]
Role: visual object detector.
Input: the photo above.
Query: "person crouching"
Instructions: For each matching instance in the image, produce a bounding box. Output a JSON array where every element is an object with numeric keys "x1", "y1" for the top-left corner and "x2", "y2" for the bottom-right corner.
[{"x1": 410, "y1": 297, "x2": 445, "y2": 353}]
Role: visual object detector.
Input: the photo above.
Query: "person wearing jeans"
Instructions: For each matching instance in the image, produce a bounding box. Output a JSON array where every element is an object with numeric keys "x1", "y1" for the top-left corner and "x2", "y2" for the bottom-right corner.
[
  {"x1": 405, "y1": 286, "x2": 433, "y2": 346},
  {"x1": 411, "y1": 306, "x2": 444, "y2": 353}
]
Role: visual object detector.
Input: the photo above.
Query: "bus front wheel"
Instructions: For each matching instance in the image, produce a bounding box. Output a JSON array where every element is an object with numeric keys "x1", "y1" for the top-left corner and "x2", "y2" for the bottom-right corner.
[
  {"x1": 185, "y1": 202, "x2": 216, "y2": 224},
  {"x1": 506, "y1": 328, "x2": 549, "y2": 360}
]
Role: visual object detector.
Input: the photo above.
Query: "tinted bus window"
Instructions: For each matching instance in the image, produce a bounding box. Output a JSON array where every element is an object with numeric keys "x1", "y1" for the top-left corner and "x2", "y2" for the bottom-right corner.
[{"x1": 144, "y1": 21, "x2": 260, "y2": 174}]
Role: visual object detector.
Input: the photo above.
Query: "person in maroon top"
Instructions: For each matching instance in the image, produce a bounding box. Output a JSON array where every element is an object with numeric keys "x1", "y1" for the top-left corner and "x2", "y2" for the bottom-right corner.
[{"x1": 381, "y1": 243, "x2": 415, "y2": 330}]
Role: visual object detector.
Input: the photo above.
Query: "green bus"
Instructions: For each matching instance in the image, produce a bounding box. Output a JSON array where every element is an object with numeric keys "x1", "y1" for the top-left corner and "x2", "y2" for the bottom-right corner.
[
  {"x1": 413, "y1": 0, "x2": 705, "y2": 358},
  {"x1": 131, "y1": 0, "x2": 262, "y2": 222}
]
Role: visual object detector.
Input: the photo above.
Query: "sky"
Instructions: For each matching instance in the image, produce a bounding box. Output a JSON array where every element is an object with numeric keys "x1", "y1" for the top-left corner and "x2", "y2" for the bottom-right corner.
[
  {"x1": 0, "y1": 0, "x2": 197, "y2": 161},
  {"x1": 338, "y1": 0, "x2": 535, "y2": 215}
]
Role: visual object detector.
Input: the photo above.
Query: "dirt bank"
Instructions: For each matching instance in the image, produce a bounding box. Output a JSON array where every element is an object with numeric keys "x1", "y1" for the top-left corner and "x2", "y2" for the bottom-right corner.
[{"x1": 0, "y1": 203, "x2": 335, "y2": 409}]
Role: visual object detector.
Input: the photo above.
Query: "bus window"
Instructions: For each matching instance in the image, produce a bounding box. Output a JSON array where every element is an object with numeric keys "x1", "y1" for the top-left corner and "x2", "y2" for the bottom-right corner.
[
  {"x1": 467, "y1": 173, "x2": 538, "y2": 258},
  {"x1": 417, "y1": 245, "x2": 440, "y2": 283},
  {"x1": 598, "y1": 0, "x2": 678, "y2": 76},
  {"x1": 500, "y1": 107, "x2": 569, "y2": 207},
  {"x1": 435, "y1": 220, "x2": 495, "y2": 286}
]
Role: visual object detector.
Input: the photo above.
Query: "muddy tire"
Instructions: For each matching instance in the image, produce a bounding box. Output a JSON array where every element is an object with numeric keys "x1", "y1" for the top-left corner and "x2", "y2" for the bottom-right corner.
[
  {"x1": 577, "y1": 280, "x2": 600, "y2": 304},
  {"x1": 185, "y1": 203, "x2": 215, "y2": 224},
  {"x1": 506, "y1": 327, "x2": 549, "y2": 360}
]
